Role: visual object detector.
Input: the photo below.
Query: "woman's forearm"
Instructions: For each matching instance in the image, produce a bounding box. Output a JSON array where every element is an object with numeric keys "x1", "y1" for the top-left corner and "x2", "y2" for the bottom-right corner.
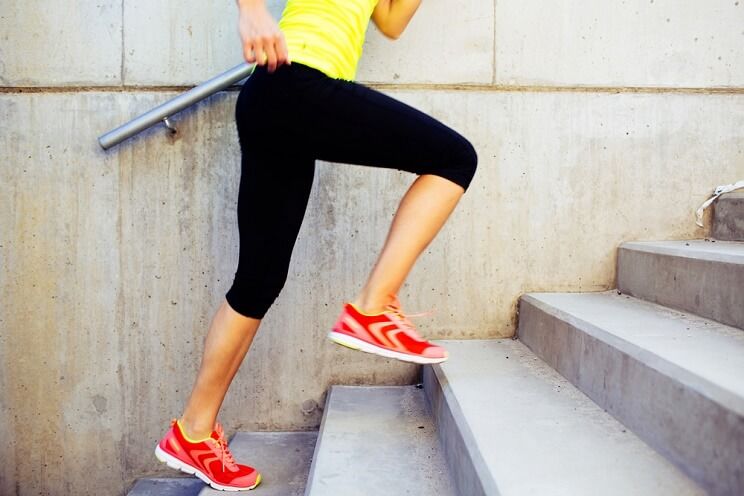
[
  {"x1": 385, "y1": 0, "x2": 423, "y2": 39},
  {"x1": 236, "y1": 0, "x2": 264, "y2": 9}
]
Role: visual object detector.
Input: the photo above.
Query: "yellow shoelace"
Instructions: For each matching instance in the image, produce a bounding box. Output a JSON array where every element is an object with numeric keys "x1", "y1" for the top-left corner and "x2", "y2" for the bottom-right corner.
[{"x1": 384, "y1": 293, "x2": 435, "y2": 340}]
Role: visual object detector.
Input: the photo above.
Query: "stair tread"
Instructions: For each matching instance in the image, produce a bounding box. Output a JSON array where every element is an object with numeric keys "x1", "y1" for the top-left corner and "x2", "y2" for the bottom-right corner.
[
  {"x1": 129, "y1": 431, "x2": 317, "y2": 496},
  {"x1": 432, "y1": 339, "x2": 704, "y2": 495},
  {"x1": 720, "y1": 191, "x2": 744, "y2": 199},
  {"x1": 620, "y1": 239, "x2": 744, "y2": 262},
  {"x1": 305, "y1": 385, "x2": 455, "y2": 496},
  {"x1": 127, "y1": 478, "x2": 204, "y2": 496},
  {"x1": 523, "y1": 291, "x2": 744, "y2": 413}
]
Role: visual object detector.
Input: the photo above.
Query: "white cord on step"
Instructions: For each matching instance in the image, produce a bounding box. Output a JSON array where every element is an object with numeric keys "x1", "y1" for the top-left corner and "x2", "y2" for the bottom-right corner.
[{"x1": 695, "y1": 180, "x2": 744, "y2": 228}]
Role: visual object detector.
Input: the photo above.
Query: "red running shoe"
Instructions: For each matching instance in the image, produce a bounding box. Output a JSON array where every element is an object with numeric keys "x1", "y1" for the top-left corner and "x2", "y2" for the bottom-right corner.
[
  {"x1": 329, "y1": 293, "x2": 448, "y2": 364},
  {"x1": 154, "y1": 418, "x2": 261, "y2": 491}
]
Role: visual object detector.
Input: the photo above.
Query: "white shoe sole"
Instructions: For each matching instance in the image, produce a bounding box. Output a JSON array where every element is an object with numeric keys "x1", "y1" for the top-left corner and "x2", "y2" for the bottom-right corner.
[
  {"x1": 154, "y1": 444, "x2": 260, "y2": 491},
  {"x1": 328, "y1": 331, "x2": 448, "y2": 365}
]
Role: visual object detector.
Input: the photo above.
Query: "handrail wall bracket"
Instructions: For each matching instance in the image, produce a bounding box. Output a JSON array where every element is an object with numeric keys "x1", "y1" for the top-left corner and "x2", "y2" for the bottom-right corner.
[{"x1": 162, "y1": 117, "x2": 177, "y2": 135}]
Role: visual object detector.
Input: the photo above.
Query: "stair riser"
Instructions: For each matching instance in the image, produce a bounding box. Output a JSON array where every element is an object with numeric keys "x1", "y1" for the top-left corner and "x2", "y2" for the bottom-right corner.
[
  {"x1": 713, "y1": 194, "x2": 744, "y2": 241},
  {"x1": 517, "y1": 298, "x2": 744, "y2": 496},
  {"x1": 423, "y1": 366, "x2": 495, "y2": 496},
  {"x1": 617, "y1": 247, "x2": 744, "y2": 330}
]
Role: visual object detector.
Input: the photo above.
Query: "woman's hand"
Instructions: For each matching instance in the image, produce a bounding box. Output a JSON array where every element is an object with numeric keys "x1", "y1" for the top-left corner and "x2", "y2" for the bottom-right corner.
[{"x1": 237, "y1": 1, "x2": 291, "y2": 73}]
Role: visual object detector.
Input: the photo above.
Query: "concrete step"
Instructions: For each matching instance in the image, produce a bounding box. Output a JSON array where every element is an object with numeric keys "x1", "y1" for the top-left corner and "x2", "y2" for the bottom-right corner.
[
  {"x1": 128, "y1": 431, "x2": 317, "y2": 495},
  {"x1": 617, "y1": 239, "x2": 744, "y2": 330},
  {"x1": 423, "y1": 339, "x2": 704, "y2": 496},
  {"x1": 127, "y1": 478, "x2": 203, "y2": 496},
  {"x1": 713, "y1": 192, "x2": 744, "y2": 241},
  {"x1": 304, "y1": 385, "x2": 455, "y2": 496},
  {"x1": 518, "y1": 292, "x2": 744, "y2": 496}
]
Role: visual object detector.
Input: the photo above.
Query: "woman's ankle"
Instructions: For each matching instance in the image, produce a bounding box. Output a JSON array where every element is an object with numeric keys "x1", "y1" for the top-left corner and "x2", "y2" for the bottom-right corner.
[
  {"x1": 351, "y1": 293, "x2": 393, "y2": 315},
  {"x1": 178, "y1": 416, "x2": 214, "y2": 441}
]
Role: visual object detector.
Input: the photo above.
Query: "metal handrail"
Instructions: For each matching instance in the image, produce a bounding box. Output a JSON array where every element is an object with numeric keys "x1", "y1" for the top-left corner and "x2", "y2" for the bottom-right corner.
[{"x1": 98, "y1": 62, "x2": 256, "y2": 150}]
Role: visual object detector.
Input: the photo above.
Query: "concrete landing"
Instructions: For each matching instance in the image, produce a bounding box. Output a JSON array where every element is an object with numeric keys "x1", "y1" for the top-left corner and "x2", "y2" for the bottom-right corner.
[
  {"x1": 128, "y1": 431, "x2": 317, "y2": 496},
  {"x1": 618, "y1": 239, "x2": 744, "y2": 329},
  {"x1": 518, "y1": 291, "x2": 744, "y2": 495},
  {"x1": 424, "y1": 339, "x2": 704, "y2": 496},
  {"x1": 304, "y1": 386, "x2": 455, "y2": 496},
  {"x1": 713, "y1": 191, "x2": 744, "y2": 241}
]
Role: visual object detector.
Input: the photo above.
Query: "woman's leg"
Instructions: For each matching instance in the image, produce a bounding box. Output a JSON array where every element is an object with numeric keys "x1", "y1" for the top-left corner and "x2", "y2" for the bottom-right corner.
[
  {"x1": 352, "y1": 174, "x2": 464, "y2": 314},
  {"x1": 178, "y1": 65, "x2": 317, "y2": 438},
  {"x1": 293, "y1": 69, "x2": 478, "y2": 315},
  {"x1": 179, "y1": 301, "x2": 261, "y2": 439},
  {"x1": 178, "y1": 149, "x2": 315, "y2": 439}
]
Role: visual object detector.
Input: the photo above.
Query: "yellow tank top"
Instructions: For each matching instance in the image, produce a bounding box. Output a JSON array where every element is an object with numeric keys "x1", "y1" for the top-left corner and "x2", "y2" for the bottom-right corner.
[{"x1": 278, "y1": 0, "x2": 378, "y2": 81}]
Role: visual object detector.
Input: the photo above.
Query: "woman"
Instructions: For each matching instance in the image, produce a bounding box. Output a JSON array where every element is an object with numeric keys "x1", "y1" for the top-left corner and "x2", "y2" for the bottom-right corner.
[{"x1": 154, "y1": 0, "x2": 478, "y2": 490}]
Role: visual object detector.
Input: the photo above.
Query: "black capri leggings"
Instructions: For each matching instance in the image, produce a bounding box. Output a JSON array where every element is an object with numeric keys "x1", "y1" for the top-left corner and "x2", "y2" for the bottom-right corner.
[{"x1": 225, "y1": 61, "x2": 478, "y2": 319}]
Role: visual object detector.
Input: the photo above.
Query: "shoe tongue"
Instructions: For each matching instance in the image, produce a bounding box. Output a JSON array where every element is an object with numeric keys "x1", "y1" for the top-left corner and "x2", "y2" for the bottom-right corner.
[
  {"x1": 211, "y1": 422, "x2": 224, "y2": 441},
  {"x1": 386, "y1": 305, "x2": 409, "y2": 322},
  {"x1": 384, "y1": 303, "x2": 402, "y2": 315}
]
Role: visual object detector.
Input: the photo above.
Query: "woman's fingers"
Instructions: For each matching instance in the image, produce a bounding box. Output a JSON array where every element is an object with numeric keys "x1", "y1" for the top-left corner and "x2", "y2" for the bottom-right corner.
[
  {"x1": 243, "y1": 42, "x2": 256, "y2": 64},
  {"x1": 263, "y1": 38, "x2": 279, "y2": 73},
  {"x1": 244, "y1": 36, "x2": 289, "y2": 73},
  {"x1": 252, "y1": 41, "x2": 268, "y2": 67},
  {"x1": 237, "y1": 4, "x2": 290, "y2": 71}
]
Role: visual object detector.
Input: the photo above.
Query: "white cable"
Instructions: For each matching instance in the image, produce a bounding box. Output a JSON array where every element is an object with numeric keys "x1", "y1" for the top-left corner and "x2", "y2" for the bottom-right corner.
[{"x1": 695, "y1": 180, "x2": 744, "y2": 227}]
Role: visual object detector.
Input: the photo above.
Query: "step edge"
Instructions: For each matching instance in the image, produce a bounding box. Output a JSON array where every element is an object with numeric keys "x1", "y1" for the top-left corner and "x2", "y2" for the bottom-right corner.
[
  {"x1": 519, "y1": 293, "x2": 744, "y2": 416},
  {"x1": 424, "y1": 363, "x2": 501, "y2": 496},
  {"x1": 618, "y1": 240, "x2": 744, "y2": 264},
  {"x1": 716, "y1": 191, "x2": 744, "y2": 200},
  {"x1": 302, "y1": 386, "x2": 337, "y2": 496}
]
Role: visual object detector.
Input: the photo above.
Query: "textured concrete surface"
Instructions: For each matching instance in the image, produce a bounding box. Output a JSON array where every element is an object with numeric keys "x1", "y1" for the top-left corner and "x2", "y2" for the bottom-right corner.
[
  {"x1": 0, "y1": 0, "x2": 494, "y2": 87},
  {"x1": 617, "y1": 240, "x2": 744, "y2": 329},
  {"x1": 304, "y1": 386, "x2": 455, "y2": 496},
  {"x1": 2, "y1": 88, "x2": 744, "y2": 494},
  {"x1": 713, "y1": 192, "x2": 744, "y2": 241},
  {"x1": 352, "y1": 0, "x2": 494, "y2": 85},
  {"x1": 424, "y1": 339, "x2": 704, "y2": 495},
  {"x1": 121, "y1": 0, "x2": 245, "y2": 86},
  {"x1": 518, "y1": 292, "x2": 744, "y2": 496},
  {"x1": 122, "y1": 0, "x2": 493, "y2": 86},
  {"x1": 127, "y1": 478, "x2": 204, "y2": 496},
  {"x1": 0, "y1": 0, "x2": 122, "y2": 86},
  {"x1": 495, "y1": 0, "x2": 744, "y2": 88},
  {"x1": 423, "y1": 359, "x2": 492, "y2": 496},
  {"x1": 4, "y1": 1, "x2": 743, "y2": 87},
  {"x1": 129, "y1": 431, "x2": 317, "y2": 495}
]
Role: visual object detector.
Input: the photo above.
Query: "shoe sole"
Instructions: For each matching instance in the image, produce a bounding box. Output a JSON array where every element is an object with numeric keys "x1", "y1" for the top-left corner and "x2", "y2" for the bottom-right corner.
[
  {"x1": 154, "y1": 444, "x2": 261, "y2": 491},
  {"x1": 328, "y1": 330, "x2": 448, "y2": 364}
]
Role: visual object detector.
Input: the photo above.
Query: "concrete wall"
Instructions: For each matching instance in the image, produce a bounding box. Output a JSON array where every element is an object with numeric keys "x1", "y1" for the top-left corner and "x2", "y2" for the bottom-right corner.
[{"x1": 1, "y1": 1, "x2": 743, "y2": 494}]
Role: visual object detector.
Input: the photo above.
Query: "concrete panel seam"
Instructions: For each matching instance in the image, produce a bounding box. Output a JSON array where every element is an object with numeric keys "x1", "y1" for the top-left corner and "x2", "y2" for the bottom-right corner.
[
  {"x1": 3, "y1": 84, "x2": 744, "y2": 94},
  {"x1": 492, "y1": 0, "x2": 497, "y2": 86},
  {"x1": 121, "y1": 0, "x2": 126, "y2": 85}
]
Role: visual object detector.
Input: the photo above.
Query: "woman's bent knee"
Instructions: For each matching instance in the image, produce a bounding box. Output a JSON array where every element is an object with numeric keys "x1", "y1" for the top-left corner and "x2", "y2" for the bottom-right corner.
[
  {"x1": 225, "y1": 276, "x2": 286, "y2": 320},
  {"x1": 433, "y1": 138, "x2": 478, "y2": 192}
]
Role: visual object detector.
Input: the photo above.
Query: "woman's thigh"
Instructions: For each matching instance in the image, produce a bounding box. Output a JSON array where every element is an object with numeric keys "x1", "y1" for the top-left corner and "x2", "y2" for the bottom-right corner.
[{"x1": 262, "y1": 63, "x2": 477, "y2": 191}]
